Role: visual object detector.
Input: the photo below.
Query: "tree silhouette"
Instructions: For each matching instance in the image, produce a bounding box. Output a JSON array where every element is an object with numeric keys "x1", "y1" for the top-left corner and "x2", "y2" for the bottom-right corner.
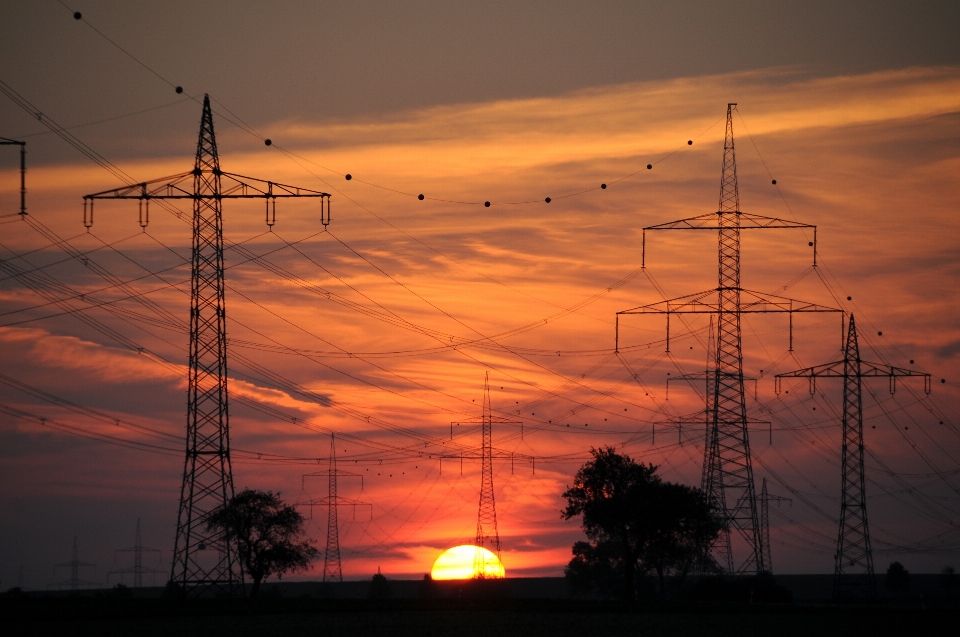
[
  {"x1": 368, "y1": 567, "x2": 391, "y2": 599},
  {"x1": 207, "y1": 489, "x2": 319, "y2": 597},
  {"x1": 885, "y1": 561, "x2": 910, "y2": 593},
  {"x1": 562, "y1": 447, "x2": 723, "y2": 600}
]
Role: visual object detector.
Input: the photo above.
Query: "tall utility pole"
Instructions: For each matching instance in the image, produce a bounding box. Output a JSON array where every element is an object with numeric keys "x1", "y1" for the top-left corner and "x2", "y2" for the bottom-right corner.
[
  {"x1": 776, "y1": 314, "x2": 930, "y2": 600},
  {"x1": 110, "y1": 519, "x2": 162, "y2": 588},
  {"x1": 0, "y1": 137, "x2": 26, "y2": 216},
  {"x1": 475, "y1": 372, "x2": 502, "y2": 576},
  {"x1": 53, "y1": 537, "x2": 96, "y2": 591},
  {"x1": 758, "y1": 478, "x2": 791, "y2": 573},
  {"x1": 83, "y1": 95, "x2": 331, "y2": 597},
  {"x1": 299, "y1": 434, "x2": 369, "y2": 582},
  {"x1": 617, "y1": 104, "x2": 840, "y2": 575}
]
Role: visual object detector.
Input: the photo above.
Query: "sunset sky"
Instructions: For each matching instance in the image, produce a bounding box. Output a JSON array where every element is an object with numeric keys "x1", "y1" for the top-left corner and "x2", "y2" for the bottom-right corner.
[{"x1": 1, "y1": 1, "x2": 959, "y2": 588}]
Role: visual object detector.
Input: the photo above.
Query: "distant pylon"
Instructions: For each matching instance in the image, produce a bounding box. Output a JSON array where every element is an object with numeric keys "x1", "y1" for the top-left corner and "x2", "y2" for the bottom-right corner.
[
  {"x1": 299, "y1": 434, "x2": 369, "y2": 582},
  {"x1": 53, "y1": 537, "x2": 96, "y2": 591},
  {"x1": 324, "y1": 435, "x2": 342, "y2": 582},
  {"x1": 617, "y1": 103, "x2": 840, "y2": 574},
  {"x1": 83, "y1": 95, "x2": 331, "y2": 597},
  {"x1": 776, "y1": 314, "x2": 931, "y2": 599},
  {"x1": 758, "y1": 478, "x2": 791, "y2": 573},
  {"x1": 475, "y1": 372, "x2": 502, "y2": 577},
  {"x1": 109, "y1": 519, "x2": 162, "y2": 587}
]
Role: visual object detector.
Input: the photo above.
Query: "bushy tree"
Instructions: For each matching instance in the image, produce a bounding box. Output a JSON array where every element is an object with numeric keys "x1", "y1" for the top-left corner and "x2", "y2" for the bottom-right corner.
[
  {"x1": 562, "y1": 447, "x2": 724, "y2": 600},
  {"x1": 368, "y1": 567, "x2": 391, "y2": 599},
  {"x1": 565, "y1": 539, "x2": 625, "y2": 598},
  {"x1": 885, "y1": 561, "x2": 910, "y2": 593},
  {"x1": 207, "y1": 489, "x2": 319, "y2": 597}
]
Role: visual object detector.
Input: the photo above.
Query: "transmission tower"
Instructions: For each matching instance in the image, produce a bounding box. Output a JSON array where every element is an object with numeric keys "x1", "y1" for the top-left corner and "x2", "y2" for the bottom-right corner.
[
  {"x1": 776, "y1": 314, "x2": 930, "y2": 600},
  {"x1": 616, "y1": 104, "x2": 840, "y2": 575},
  {"x1": 53, "y1": 537, "x2": 97, "y2": 591},
  {"x1": 299, "y1": 434, "x2": 369, "y2": 582},
  {"x1": 109, "y1": 519, "x2": 163, "y2": 588},
  {"x1": 475, "y1": 372, "x2": 502, "y2": 576},
  {"x1": 0, "y1": 136, "x2": 26, "y2": 216},
  {"x1": 758, "y1": 478, "x2": 791, "y2": 573},
  {"x1": 82, "y1": 95, "x2": 331, "y2": 597}
]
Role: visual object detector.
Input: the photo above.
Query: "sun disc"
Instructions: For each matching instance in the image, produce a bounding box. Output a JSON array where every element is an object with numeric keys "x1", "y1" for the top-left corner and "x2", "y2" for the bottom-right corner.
[{"x1": 430, "y1": 544, "x2": 505, "y2": 580}]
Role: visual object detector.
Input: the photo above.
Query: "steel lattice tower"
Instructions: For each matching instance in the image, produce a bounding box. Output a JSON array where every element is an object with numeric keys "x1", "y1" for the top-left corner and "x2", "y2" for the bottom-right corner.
[
  {"x1": 54, "y1": 537, "x2": 96, "y2": 590},
  {"x1": 171, "y1": 95, "x2": 239, "y2": 596},
  {"x1": 299, "y1": 434, "x2": 368, "y2": 582},
  {"x1": 475, "y1": 372, "x2": 502, "y2": 576},
  {"x1": 323, "y1": 435, "x2": 343, "y2": 582},
  {"x1": 110, "y1": 519, "x2": 162, "y2": 588},
  {"x1": 776, "y1": 315, "x2": 930, "y2": 599},
  {"x1": 83, "y1": 95, "x2": 330, "y2": 596},
  {"x1": 617, "y1": 104, "x2": 840, "y2": 574}
]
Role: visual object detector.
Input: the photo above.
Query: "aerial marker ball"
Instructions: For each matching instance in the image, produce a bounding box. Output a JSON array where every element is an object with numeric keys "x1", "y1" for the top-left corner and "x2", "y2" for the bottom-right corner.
[
  {"x1": 601, "y1": 183, "x2": 607, "y2": 189},
  {"x1": 418, "y1": 194, "x2": 424, "y2": 200},
  {"x1": 345, "y1": 174, "x2": 352, "y2": 180},
  {"x1": 687, "y1": 140, "x2": 693, "y2": 145},
  {"x1": 772, "y1": 179, "x2": 777, "y2": 185},
  {"x1": 74, "y1": 12, "x2": 82, "y2": 20},
  {"x1": 264, "y1": 139, "x2": 272, "y2": 146},
  {"x1": 484, "y1": 201, "x2": 490, "y2": 207},
  {"x1": 545, "y1": 197, "x2": 551, "y2": 203},
  {"x1": 176, "y1": 86, "x2": 183, "y2": 94},
  {"x1": 646, "y1": 164, "x2": 652, "y2": 170}
]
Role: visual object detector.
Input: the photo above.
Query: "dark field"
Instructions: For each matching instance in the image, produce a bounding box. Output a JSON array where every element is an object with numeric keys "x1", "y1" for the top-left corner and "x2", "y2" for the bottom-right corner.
[{"x1": 3, "y1": 598, "x2": 957, "y2": 637}]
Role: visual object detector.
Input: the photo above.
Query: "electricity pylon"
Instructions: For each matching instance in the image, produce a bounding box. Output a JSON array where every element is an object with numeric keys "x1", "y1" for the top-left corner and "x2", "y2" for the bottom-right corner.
[
  {"x1": 53, "y1": 537, "x2": 97, "y2": 591},
  {"x1": 775, "y1": 314, "x2": 930, "y2": 600},
  {"x1": 758, "y1": 478, "x2": 791, "y2": 573},
  {"x1": 475, "y1": 373, "x2": 503, "y2": 576},
  {"x1": 450, "y1": 374, "x2": 521, "y2": 576},
  {"x1": 109, "y1": 519, "x2": 163, "y2": 588},
  {"x1": 616, "y1": 104, "x2": 840, "y2": 575},
  {"x1": 0, "y1": 136, "x2": 26, "y2": 216},
  {"x1": 82, "y1": 95, "x2": 331, "y2": 597},
  {"x1": 299, "y1": 434, "x2": 369, "y2": 582}
]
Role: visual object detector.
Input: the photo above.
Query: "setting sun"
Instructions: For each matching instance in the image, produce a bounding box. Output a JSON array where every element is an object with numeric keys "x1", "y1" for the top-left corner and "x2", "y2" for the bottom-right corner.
[{"x1": 430, "y1": 545, "x2": 506, "y2": 580}]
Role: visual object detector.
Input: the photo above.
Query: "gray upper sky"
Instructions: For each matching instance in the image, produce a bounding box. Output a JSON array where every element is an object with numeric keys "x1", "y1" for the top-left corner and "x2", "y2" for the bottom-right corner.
[{"x1": 2, "y1": 1, "x2": 959, "y2": 163}]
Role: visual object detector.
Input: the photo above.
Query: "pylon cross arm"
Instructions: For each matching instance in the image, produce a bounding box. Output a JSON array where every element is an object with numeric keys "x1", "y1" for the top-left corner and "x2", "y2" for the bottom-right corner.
[
  {"x1": 83, "y1": 170, "x2": 330, "y2": 200},
  {"x1": 643, "y1": 211, "x2": 815, "y2": 231},
  {"x1": 618, "y1": 288, "x2": 840, "y2": 315},
  {"x1": 777, "y1": 360, "x2": 930, "y2": 379}
]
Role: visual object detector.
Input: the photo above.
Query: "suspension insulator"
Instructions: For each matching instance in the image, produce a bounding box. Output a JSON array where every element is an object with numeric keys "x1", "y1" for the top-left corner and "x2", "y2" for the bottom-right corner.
[
  {"x1": 138, "y1": 198, "x2": 150, "y2": 229},
  {"x1": 321, "y1": 196, "x2": 331, "y2": 227},
  {"x1": 83, "y1": 198, "x2": 93, "y2": 229},
  {"x1": 265, "y1": 197, "x2": 276, "y2": 228}
]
